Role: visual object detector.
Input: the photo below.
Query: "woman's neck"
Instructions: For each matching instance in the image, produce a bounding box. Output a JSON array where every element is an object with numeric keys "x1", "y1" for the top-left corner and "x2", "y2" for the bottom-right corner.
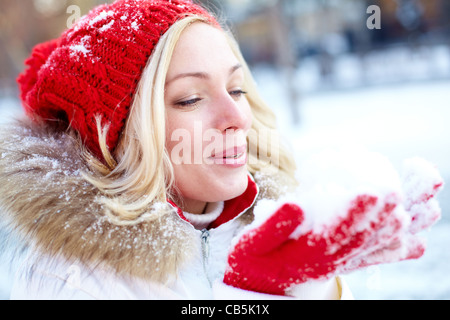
[{"x1": 182, "y1": 199, "x2": 208, "y2": 215}]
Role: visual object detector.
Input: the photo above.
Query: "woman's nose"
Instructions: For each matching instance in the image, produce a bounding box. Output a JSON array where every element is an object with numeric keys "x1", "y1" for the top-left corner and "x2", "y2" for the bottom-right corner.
[{"x1": 213, "y1": 92, "x2": 251, "y2": 133}]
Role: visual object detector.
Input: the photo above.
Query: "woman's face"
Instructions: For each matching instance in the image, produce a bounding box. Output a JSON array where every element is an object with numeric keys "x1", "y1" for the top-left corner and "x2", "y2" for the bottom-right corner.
[{"x1": 165, "y1": 23, "x2": 252, "y2": 214}]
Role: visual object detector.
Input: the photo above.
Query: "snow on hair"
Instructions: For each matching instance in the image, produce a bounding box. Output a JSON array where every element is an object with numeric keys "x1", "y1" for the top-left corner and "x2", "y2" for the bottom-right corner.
[{"x1": 83, "y1": 15, "x2": 297, "y2": 226}]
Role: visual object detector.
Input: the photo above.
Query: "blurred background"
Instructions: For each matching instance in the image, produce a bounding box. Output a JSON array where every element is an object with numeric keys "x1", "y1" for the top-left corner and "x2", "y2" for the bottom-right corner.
[{"x1": 1, "y1": 0, "x2": 449, "y2": 299}]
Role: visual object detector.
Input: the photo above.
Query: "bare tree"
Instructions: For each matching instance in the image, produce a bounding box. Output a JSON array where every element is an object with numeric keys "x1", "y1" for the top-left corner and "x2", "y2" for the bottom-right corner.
[{"x1": 269, "y1": 0, "x2": 301, "y2": 125}]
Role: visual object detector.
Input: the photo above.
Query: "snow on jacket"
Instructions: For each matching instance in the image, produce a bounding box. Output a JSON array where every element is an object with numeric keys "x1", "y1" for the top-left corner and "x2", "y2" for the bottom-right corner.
[{"x1": 0, "y1": 119, "x2": 352, "y2": 300}]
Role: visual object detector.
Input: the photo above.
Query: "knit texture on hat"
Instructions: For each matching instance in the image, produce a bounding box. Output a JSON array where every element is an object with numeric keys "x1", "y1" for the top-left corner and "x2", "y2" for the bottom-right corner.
[{"x1": 17, "y1": 0, "x2": 218, "y2": 160}]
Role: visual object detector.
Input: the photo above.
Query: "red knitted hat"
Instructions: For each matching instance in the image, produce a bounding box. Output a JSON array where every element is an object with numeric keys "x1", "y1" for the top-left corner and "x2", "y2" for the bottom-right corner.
[{"x1": 17, "y1": 0, "x2": 218, "y2": 160}]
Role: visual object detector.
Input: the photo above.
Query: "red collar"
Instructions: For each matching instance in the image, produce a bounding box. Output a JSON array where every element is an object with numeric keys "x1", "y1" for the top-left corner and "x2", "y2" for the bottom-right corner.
[{"x1": 168, "y1": 174, "x2": 259, "y2": 229}]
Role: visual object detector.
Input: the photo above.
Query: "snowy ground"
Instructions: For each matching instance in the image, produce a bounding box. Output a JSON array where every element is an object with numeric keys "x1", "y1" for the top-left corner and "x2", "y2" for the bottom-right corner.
[{"x1": 0, "y1": 45, "x2": 449, "y2": 300}]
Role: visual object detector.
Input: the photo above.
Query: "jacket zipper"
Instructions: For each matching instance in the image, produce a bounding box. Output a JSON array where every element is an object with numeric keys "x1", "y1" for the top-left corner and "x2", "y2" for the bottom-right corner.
[{"x1": 200, "y1": 228, "x2": 212, "y2": 287}]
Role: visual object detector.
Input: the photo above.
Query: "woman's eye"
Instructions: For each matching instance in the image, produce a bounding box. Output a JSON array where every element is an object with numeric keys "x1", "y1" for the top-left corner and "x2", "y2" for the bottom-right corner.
[
  {"x1": 229, "y1": 89, "x2": 247, "y2": 100},
  {"x1": 175, "y1": 97, "x2": 202, "y2": 108}
]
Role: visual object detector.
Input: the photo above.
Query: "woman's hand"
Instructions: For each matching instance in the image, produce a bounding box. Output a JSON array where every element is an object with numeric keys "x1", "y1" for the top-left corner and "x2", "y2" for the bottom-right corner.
[{"x1": 223, "y1": 152, "x2": 443, "y2": 296}]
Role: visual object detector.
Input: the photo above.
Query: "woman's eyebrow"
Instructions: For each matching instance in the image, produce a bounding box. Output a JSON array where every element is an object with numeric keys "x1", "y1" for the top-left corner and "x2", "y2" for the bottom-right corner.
[
  {"x1": 229, "y1": 63, "x2": 243, "y2": 75},
  {"x1": 165, "y1": 63, "x2": 242, "y2": 86}
]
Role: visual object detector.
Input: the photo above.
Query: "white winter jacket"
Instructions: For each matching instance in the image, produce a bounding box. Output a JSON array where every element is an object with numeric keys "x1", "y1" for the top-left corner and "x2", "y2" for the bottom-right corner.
[{"x1": 1, "y1": 120, "x2": 352, "y2": 300}]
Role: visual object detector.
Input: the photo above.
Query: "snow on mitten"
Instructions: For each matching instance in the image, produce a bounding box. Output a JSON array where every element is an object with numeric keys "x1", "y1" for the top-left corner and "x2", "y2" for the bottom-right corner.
[
  {"x1": 401, "y1": 157, "x2": 443, "y2": 233},
  {"x1": 347, "y1": 157, "x2": 444, "y2": 270}
]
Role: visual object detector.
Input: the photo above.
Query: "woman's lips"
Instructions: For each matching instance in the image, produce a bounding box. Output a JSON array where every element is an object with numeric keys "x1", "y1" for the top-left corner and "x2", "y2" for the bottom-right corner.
[{"x1": 209, "y1": 145, "x2": 248, "y2": 167}]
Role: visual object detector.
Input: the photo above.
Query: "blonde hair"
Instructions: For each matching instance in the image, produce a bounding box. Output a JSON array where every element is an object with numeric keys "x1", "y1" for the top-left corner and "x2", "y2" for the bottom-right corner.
[{"x1": 83, "y1": 15, "x2": 297, "y2": 225}]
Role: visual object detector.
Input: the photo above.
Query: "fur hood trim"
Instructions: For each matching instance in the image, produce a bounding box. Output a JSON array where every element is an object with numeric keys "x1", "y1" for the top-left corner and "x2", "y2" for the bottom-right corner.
[{"x1": 0, "y1": 119, "x2": 198, "y2": 283}]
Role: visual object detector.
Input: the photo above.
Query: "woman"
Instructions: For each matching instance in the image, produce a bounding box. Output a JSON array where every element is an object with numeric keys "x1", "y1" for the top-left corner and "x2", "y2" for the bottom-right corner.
[{"x1": 0, "y1": 0, "x2": 442, "y2": 300}]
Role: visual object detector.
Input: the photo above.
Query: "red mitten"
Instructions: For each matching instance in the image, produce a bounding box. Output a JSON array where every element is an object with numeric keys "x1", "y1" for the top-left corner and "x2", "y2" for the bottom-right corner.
[
  {"x1": 224, "y1": 193, "x2": 410, "y2": 295},
  {"x1": 224, "y1": 149, "x2": 443, "y2": 296}
]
